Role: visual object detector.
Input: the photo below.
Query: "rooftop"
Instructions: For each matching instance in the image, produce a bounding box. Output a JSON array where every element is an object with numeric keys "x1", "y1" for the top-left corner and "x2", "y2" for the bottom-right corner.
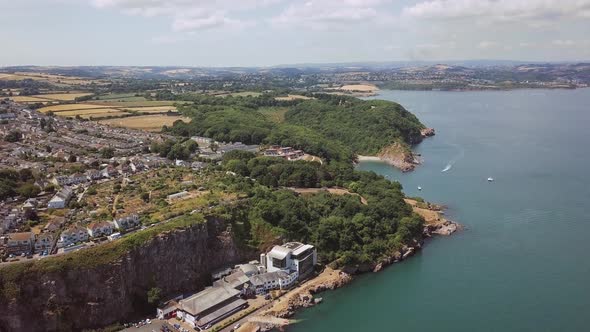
[{"x1": 179, "y1": 286, "x2": 240, "y2": 316}]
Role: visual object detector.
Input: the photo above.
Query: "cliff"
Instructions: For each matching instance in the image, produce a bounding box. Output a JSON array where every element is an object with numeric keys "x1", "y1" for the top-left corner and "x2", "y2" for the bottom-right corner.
[
  {"x1": 377, "y1": 142, "x2": 421, "y2": 172},
  {"x1": 0, "y1": 217, "x2": 251, "y2": 332}
]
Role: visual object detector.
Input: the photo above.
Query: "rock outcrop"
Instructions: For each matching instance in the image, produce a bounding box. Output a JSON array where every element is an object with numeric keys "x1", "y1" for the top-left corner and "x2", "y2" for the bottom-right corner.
[
  {"x1": 421, "y1": 128, "x2": 436, "y2": 138},
  {"x1": 377, "y1": 142, "x2": 421, "y2": 172},
  {"x1": 0, "y1": 217, "x2": 251, "y2": 332}
]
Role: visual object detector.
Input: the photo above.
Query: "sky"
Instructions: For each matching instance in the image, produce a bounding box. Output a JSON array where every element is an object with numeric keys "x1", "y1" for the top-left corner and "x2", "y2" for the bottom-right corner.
[{"x1": 1, "y1": 0, "x2": 590, "y2": 67}]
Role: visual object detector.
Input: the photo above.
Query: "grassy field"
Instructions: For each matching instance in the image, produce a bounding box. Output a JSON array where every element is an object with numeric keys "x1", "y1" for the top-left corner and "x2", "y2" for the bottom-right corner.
[
  {"x1": 275, "y1": 94, "x2": 312, "y2": 101},
  {"x1": 38, "y1": 103, "x2": 107, "y2": 113},
  {"x1": 99, "y1": 114, "x2": 190, "y2": 131},
  {"x1": 123, "y1": 106, "x2": 177, "y2": 113},
  {"x1": 258, "y1": 107, "x2": 289, "y2": 123},
  {"x1": 34, "y1": 93, "x2": 93, "y2": 101},
  {"x1": 0, "y1": 72, "x2": 104, "y2": 86},
  {"x1": 88, "y1": 100, "x2": 178, "y2": 107},
  {"x1": 57, "y1": 108, "x2": 128, "y2": 118},
  {"x1": 7, "y1": 96, "x2": 53, "y2": 103},
  {"x1": 216, "y1": 91, "x2": 262, "y2": 97}
]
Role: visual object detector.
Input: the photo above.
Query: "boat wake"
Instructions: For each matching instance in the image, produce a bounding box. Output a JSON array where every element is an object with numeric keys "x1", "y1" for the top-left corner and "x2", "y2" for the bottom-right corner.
[{"x1": 441, "y1": 144, "x2": 465, "y2": 173}]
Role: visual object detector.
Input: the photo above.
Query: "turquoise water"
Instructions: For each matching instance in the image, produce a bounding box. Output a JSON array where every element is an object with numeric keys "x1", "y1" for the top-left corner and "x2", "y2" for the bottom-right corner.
[{"x1": 289, "y1": 89, "x2": 590, "y2": 332}]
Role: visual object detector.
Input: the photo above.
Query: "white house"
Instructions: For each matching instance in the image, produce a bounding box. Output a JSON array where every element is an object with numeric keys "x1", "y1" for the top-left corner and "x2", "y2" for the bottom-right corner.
[
  {"x1": 59, "y1": 225, "x2": 89, "y2": 246},
  {"x1": 87, "y1": 221, "x2": 114, "y2": 238},
  {"x1": 34, "y1": 233, "x2": 53, "y2": 252},
  {"x1": 47, "y1": 187, "x2": 73, "y2": 209},
  {"x1": 113, "y1": 214, "x2": 140, "y2": 231},
  {"x1": 265, "y1": 242, "x2": 317, "y2": 280}
]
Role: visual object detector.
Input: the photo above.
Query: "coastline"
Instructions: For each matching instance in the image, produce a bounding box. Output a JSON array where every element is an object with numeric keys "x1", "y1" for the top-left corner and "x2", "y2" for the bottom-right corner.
[{"x1": 247, "y1": 201, "x2": 461, "y2": 331}]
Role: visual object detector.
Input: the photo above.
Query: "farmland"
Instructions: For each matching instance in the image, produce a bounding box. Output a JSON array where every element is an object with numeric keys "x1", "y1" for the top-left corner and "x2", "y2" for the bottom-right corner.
[
  {"x1": 122, "y1": 106, "x2": 177, "y2": 113},
  {"x1": 36, "y1": 93, "x2": 93, "y2": 101},
  {"x1": 88, "y1": 100, "x2": 179, "y2": 107},
  {"x1": 38, "y1": 104, "x2": 107, "y2": 113},
  {"x1": 56, "y1": 108, "x2": 129, "y2": 119},
  {"x1": 7, "y1": 96, "x2": 53, "y2": 103},
  {"x1": 98, "y1": 114, "x2": 190, "y2": 131}
]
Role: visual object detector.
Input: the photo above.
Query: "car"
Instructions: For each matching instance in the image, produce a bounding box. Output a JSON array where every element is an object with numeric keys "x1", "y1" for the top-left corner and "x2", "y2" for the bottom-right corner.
[
  {"x1": 233, "y1": 323, "x2": 241, "y2": 329},
  {"x1": 146, "y1": 319, "x2": 151, "y2": 324}
]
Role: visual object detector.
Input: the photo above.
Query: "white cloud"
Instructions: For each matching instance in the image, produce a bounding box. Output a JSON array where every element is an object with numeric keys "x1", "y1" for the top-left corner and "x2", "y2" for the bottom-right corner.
[
  {"x1": 478, "y1": 41, "x2": 498, "y2": 49},
  {"x1": 271, "y1": 0, "x2": 390, "y2": 27},
  {"x1": 403, "y1": 0, "x2": 590, "y2": 23},
  {"x1": 552, "y1": 39, "x2": 576, "y2": 46},
  {"x1": 90, "y1": 0, "x2": 274, "y2": 32}
]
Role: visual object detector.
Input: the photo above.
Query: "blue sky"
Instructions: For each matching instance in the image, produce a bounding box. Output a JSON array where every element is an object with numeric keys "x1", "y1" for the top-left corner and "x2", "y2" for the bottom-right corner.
[{"x1": 1, "y1": 0, "x2": 589, "y2": 66}]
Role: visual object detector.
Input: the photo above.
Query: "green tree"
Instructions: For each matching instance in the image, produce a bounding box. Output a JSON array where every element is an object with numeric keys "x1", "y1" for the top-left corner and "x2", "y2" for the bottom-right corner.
[
  {"x1": 100, "y1": 147, "x2": 115, "y2": 159},
  {"x1": 4, "y1": 130, "x2": 21, "y2": 143},
  {"x1": 147, "y1": 287, "x2": 162, "y2": 305}
]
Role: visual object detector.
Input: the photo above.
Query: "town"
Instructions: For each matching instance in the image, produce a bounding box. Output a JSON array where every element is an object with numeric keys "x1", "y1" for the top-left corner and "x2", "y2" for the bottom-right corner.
[{"x1": 0, "y1": 98, "x2": 314, "y2": 264}]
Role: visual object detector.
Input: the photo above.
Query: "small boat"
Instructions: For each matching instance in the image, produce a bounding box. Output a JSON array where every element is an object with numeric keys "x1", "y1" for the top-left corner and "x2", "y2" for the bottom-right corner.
[
  {"x1": 487, "y1": 177, "x2": 494, "y2": 182},
  {"x1": 418, "y1": 186, "x2": 422, "y2": 191}
]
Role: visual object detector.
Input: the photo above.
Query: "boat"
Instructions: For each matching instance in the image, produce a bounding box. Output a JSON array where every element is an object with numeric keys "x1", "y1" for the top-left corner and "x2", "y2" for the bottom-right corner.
[
  {"x1": 418, "y1": 186, "x2": 422, "y2": 190},
  {"x1": 487, "y1": 177, "x2": 494, "y2": 182}
]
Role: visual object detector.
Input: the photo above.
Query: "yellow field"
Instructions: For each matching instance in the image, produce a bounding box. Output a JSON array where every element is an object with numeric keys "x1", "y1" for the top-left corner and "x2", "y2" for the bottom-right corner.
[
  {"x1": 38, "y1": 103, "x2": 107, "y2": 113},
  {"x1": 8, "y1": 96, "x2": 53, "y2": 103},
  {"x1": 0, "y1": 72, "x2": 106, "y2": 86},
  {"x1": 123, "y1": 106, "x2": 177, "y2": 113},
  {"x1": 275, "y1": 94, "x2": 313, "y2": 101},
  {"x1": 88, "y1": 101, "x2": 178, "y2": 107},
  {"x1": 99, "y1": 115, "x2": 190, "y2": 132},
  {"x1": 34, "y1": 93, "x2": 93, "y2": 101},
  {"x1": 57, "y1": 108, "x2": 127, "y2": 117}
]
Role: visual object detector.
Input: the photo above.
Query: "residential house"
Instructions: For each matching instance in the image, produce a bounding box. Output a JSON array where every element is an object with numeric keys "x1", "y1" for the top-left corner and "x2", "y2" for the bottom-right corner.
[
  {"x1": 44, "y1": 217, "x2": 65, "y2": 232},
  {"x1": 48, "y1": 187, "x2": 73, "y2": 209},
  {"x1": 86, "y1": 170, "x2": 103, "y2": 181},
  {"x1": 59, "y1": 225, "x2": 89, "y2": 246},
  {"x1": 5, "y1": 232, "x2": 34, "y2": 255},
  {"x1": 113, "y1": 214, "x2": 140, "y2": 231},
  {"x1": 87, "y1": 221, "x2": 114, "y2": 238},
  {"x1": 34, "y1": 233, "x2": 53, "y2": 252},
  {"x1": 21, "y1": 198, "x2": 38, "y2": 212}
]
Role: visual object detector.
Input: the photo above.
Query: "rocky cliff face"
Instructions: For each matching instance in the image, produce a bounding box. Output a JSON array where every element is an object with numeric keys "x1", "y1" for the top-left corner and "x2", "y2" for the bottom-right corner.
[
  {"x1": 0, "y1": 217, "x2": 251, "y2": 332},
  {"x1": 377, "y1": 142, "x2": 421, "y2": 172}
]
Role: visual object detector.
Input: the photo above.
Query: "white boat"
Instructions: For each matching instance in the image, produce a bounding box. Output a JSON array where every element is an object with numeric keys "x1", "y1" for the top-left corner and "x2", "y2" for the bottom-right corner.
[
  {"x1": 487, "y1": 177, "x2": 494, "y2": 182},
  {"x1": 418, "y1": 186, "x2": 422, "y2": 190}
]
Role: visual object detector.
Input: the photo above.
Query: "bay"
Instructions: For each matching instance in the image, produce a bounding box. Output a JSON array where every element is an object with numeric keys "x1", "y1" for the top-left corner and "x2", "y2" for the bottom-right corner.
[{"x1": 289, "y1": 89, "x2": 590, "y2": 332}]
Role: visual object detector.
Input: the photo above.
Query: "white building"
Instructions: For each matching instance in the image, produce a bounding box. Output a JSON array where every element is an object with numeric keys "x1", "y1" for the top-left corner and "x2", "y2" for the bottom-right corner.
[
  {"x1": 113, "y1": 214, "x2": 140, "y2": 231},
  {"x1": 59, "y1": 225, "x2": 89, "y2": 246},
  {"x1": 265, "y1": 242, "x2": 317, "y2": 280},
  {"x1": 87, "y1": 221, "x2": 114, "y2": 238},
  {"x1": 249, "y1": 271, "x2": 298, "y2": 294},
  {"x1": 167, "y1": 191, "x2": 189, "y2": 201},
  {"x1": 34, "y1": 233, "x2": 53, "y2": 252},
  {"x1": 47, "y1": 187, "x2": 74, "y2": 209},
  {"x1": 177, "y1": 286, "x2": 247, "y2": 329}
]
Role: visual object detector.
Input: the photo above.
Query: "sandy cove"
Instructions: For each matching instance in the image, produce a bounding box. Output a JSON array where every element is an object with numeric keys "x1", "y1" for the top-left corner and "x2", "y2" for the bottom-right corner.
[{"x1": 357, "y1": 128, "x2": 436, "y2": 172}]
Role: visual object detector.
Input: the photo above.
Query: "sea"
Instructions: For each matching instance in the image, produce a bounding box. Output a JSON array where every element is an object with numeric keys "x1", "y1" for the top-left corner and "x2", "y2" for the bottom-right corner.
[{"x1": 288, "y1": 88, "x2": 590, "y2": 332}]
